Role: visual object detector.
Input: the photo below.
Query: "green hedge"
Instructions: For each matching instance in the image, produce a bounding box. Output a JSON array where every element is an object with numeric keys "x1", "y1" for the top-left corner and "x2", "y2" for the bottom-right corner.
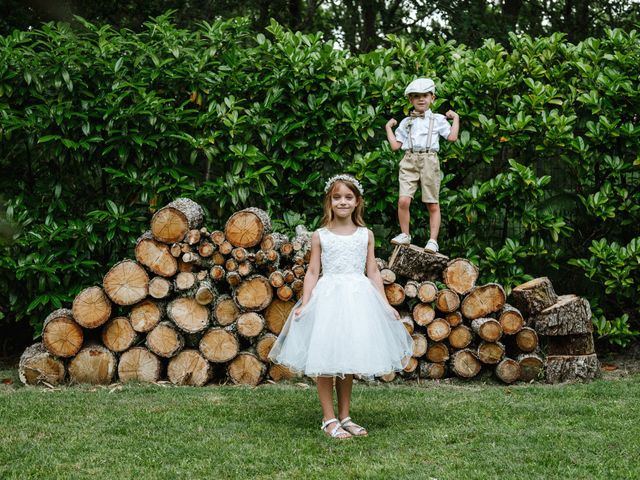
[{"x1": 1, "y1": 14, "x2": 638, "y2": 346}]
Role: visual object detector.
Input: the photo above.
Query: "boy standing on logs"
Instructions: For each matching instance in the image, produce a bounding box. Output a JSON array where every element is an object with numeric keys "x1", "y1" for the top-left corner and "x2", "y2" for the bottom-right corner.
[{"x1": 385, "y1": 77, "x2": 459, "y2": 253}]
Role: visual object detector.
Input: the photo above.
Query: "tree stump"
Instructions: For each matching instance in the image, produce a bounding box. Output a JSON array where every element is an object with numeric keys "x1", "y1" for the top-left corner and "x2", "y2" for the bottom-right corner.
[
  {"x1": 103, "y1": 259, "x2": 149, "y2": 305},
  {"x1": 510, "y1": 277, "x2": 558, "y2": 317},
  {"x1": 146, "y1": 321, "x2": 184, "y2": 358},
  {"x1": 426, "y1": 318, "x2": 451, "y2": 342},
  {"x1": 19, "y1": 343, "x2": 66, "y2": 386},
  {"x1": 68, "y1": 343, "x2": 117, "y2": 385},
  {"x1": 449, "y1": 325, "x2": 473, "y2": 349},
  {"x1": 135, "y1": 231, "x2": 178, "y2": 277},
  {"x1": 101, "y1": 316, "x2": 138, "y2": 353},
  {"x1": 237, "y1": 312, "x2": 266, "y2": 338},
  {"x1": 117, "y1": 347, "x2": 162, "y2": 383},
  {"x1": 199, "y1": 327, "x2": 239, "y2": 363},
  {"x1": 130, "y1": 299, "x2": 163, "y2": 333},
  {"x1": 471, "y1": 318, "x2": 503, "y2": 342},
  {"x1": 150, "y1": 198, "x2": 204, "y2": 243},
  {"x1": 495, "y1": 358, "x2": 521, "y2": 384},
  {"x1": 529, "y1": 295, "x2": 593, "y2": 336},
  {"x1": 225, "y1": 207, "x2": 272, "y2": 248},
  {"x1": 477, "y1": 341, "x2": 506, "y2": 364},
  {"x1": 233, "y1": 275, "x2": 273, "y2": 311},
  {"x1": 517, "y1": 353, "x2": 545, "y2": 382},
  {"x1": 168, "y1": 349, "x2": 212, "y2": 386},
  {"x1": 42, "y1": 308, "x2": 83, "y2": 358},
  {"x1": 213, "y1": 295, "x2": 240, "y2": 326},
  {"x1": 545, "y1": 334, "x2": 595, "y2": 355},
  {"x1": 227, "y1": 352, "x2": 266, "y2": 386},
  {"x1": 443, "y1": 258, "x2": 479, "y2": 295},
  {"x1": 387, "y1": 244, "x2": 449, "y2": 282},
  {"x1": 168, "y1": 297, "x2": 209, "y2": 333},
  {"x1": 450, "y1": 349, "x2": 481, "y2": 378},
  {"x1": 461, "y1": 283, "x2": 506, "y2": 320},
  {"x1": 72, "y1": 286, "x2": 112, "y2": 328},
  {"x1": 498, "y1": 304, "x2": 524, "y2": 335},
  {"x1": 545, "y1": 354, "x2": 600, "y2": 383},
  {"x1": 435, "y1": 289, "x2": 460, "y2": 313}
]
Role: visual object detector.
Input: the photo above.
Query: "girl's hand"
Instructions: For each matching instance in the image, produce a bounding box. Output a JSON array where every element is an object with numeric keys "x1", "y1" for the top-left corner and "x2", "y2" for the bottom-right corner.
[
  {"x1": 386, "y1": 118, "x2": 398, "y2": 129},
  {"x1": 446, "y1": 110, "x2": 459, "y2": 120},
  {"x1": 293, "y1": 305, "x2": 305, "y2": 318}
]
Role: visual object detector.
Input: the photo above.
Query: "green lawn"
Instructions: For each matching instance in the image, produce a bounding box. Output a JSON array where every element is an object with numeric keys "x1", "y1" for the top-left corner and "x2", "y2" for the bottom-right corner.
[{"x1": 1, "y1": 365, "x2": 639, "y2": 480}]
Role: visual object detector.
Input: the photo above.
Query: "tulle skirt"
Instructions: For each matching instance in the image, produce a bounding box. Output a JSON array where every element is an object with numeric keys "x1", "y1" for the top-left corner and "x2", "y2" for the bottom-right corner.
[{"x1": 268, "y1": 273, "x2": 414, "y2": 378}]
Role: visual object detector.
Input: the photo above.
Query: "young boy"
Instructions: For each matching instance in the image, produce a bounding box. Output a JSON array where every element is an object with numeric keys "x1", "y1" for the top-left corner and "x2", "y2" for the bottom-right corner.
[{"x1": 385, "y1": 77, "x2": 459, "y2": 253}]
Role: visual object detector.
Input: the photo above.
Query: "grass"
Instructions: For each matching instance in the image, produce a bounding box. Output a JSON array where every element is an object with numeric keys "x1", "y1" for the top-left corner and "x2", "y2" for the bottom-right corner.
[{"x1": 1, "y1": 364, "x2": 639, "y2": 480}]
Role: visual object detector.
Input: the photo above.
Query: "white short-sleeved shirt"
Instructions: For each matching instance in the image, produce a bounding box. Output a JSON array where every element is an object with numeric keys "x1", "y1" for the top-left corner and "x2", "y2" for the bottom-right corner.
[{"x1": 395, "y1": 110, "x2": 451, "y2": 151}]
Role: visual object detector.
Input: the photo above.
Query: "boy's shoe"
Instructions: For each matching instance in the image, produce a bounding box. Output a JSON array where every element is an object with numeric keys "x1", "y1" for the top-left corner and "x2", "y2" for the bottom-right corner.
[
  {"x1": 391, "y1": 233, "x2": 412, "y2": 245},
  {"x1": 424, "y1": 239, "x2": 439, "y2": 253}
]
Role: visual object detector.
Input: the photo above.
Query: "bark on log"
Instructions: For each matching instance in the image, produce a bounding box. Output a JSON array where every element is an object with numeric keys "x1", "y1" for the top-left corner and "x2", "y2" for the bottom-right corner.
[
  {"x1": 545, "y1": 334, "x2": 595, "y2": 355},
  {"x1": 225, "y1": 258, "x2": 239, "y2": 272},
  {"x1": 198, "y1": 241, "x2": 215, "y2": 258},
  {"x1": 135, "y1": 231, "x2": 178, "y2": 277},
  {"x1": 101, "y1": 316, "x2": 138, "y2": 353},
  {"x1": 450, "y1": 349, "x2": 481, "y2": 378},
  {"x1": 168, "y1": 297, "x2": 209, "y2": 333},
  {"x1": 150, "y1": 198, "x2": 204, "y2": 243},
  {"x1": 42, "y1": 308, "x2": 83, "y2": 358},
  {"x1": 412, "y1": 303, "x2": 435, "y2": 326},
  {"x1": 426, "y1": 342, "x2": 449, "y2": 363},
  {"x1": 210, "y1": 265, "x2": 226, "y2": 282},
  {"x1": 264, "y1": 299, "x2": 295, "y2": 334},
  {"x1": 225, "y1": 207, "x2": 272, "y2": 248},
  {"x1": 498, "y1": 304, "x2": 524, "y2": 335},
  {"x1": 146, "y1": 321, "x2": 185, "y2": 358},
  {"x1": 461, "y1": 284, "x2": 506, "y2": 320},
  {"x1": 387, "y1": 244, "x2": 449, "y2": 282},
  {"x1": 277, "y1": 285, "x2": 294, "y2": 302},
  {"x1": 515, "y1": 327, "x2": 539, "y2": 353},
  {"x1": 443, "y1": 258, "x2": 479, "y2": 295},
  {"x1": 213, "y1": 295, "x2": 240, "y2": 326},
  {"x1": 510, "y1": 277, "x2": 558, "y2": 317},
  {"x1": 477, "y1": 341, "x2": 506, "y2": 365},
  {"x1": 186, "y1": 229, "x2": 201, "y2": 245},
  {"x1": 168, "y1": 349, "x2": 212, "y2": 386},
  {"x1": 495, "y1": 358, "x2": 521, "y2": 384},
  {"x1": 529, "y1": 295, "x2": 593, "y2": 336},
  {"x1": 426, "y1": 318, "x2": 451, "y2": 342},
  {"x1": 435, "y1": 289, "x2": 460, "y2": 313},
  {"x1": 419, "y1": 361, "x2": 447, "y2": 380},
  {"x1": 545, "y1": 354, "x2": 600, "y2": 383},
  {"x1": 19, "y1": 343, "x2": 66, "y2": 386},
  {"x1": 103, "y1": 259, "x2": 149, "y2": 306},
  {"x1": 117, "y1": 347, "x2": 162, "y2": 383},
  {"x1": 384, "y1": 283, "x2": 405, "y2": 306},
  {"x1": 227, "y1": 352, "x2": 267, "y2": 386},
  {"x1": 68, "y1": 343, "x2": 117, "y2": 385},
  {"x1": 449, "y1": 325, "x2": 473, "y2": 349},
  {"x1": 471, "y1": 318, "x2": 503, "y2": 342},
  {"x1": 149, "y1": 276, "x2": 172, "y2": 299},
  {"x1": 130, "y1": 299, "x2": 163, "y2": 333},
  {"x1": 234, "y1": 275, "x2": 273, "y2": 311},
  {"x1": 260, "y1": 232, "x2": 287, "y2": 251},
  {"x1": 411, "y1": 333, "x2": 428, "y2": 357},
  {"x1": 199, "y1": 327, "x2": 240, "y2": 363},
  {"x1": 210, "y1": 230, "x2": 225, "y2": 246},
  {"x1": 195, "y1": 280, "x2": 216, "y2": 306},
  {"x1": 403, "y1": 280, "x2": 419, "y2": 299},
  {"x1": 417, "y1": 281, "x2": 438, "y2": 303},
  {"x1": 237, "y1": 312, "x2": 266, "y2": 338},
  {"x1": 72, "y1": 286, "x2": 111, "y2": 328},
  {"x1": 517, "y1": 353, "x2": 545, "y2": 382},
  {"x1": 256, "y1": 333, "x2": 278, "y2": 362}
]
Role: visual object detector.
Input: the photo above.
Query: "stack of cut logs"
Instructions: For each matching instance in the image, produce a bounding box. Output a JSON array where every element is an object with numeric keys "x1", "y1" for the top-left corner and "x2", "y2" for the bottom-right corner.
[{"x1": 17, "y1": 198, "x2": 596, "y2": 388}]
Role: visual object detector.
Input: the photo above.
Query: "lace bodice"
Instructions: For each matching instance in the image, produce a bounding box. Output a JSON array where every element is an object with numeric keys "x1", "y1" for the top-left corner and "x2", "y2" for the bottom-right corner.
[{"x1": 318, "y1": 227, "x2": 368, "y2": 275}]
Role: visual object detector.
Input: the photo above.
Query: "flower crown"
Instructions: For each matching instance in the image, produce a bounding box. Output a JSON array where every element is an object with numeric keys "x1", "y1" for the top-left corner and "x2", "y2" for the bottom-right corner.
[{"x1": 324, "y1": 174, "x2": 364, "y2": 195}]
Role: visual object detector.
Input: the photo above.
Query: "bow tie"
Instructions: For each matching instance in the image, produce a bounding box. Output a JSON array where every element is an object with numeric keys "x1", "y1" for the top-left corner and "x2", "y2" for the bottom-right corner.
[{"x1": 410, "y1": 111, "x2": 429, "y2": 119}]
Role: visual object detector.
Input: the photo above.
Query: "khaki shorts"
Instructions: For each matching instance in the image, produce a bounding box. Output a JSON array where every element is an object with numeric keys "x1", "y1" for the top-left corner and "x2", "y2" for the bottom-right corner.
[{"x1": 398, "y1": 151, "x2": 441, "y2": 203}]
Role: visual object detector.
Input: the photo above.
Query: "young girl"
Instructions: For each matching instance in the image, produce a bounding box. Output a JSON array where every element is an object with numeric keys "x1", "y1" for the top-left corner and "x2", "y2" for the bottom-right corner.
[{"x1": 268, "y1": 174, "x2": 413, "y2": 440}]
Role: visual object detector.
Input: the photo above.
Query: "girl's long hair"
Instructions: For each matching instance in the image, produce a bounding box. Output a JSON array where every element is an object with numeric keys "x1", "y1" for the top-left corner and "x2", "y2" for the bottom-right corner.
[{"x1": 320, "y1": 180, "x2": 366, "y2": 227}]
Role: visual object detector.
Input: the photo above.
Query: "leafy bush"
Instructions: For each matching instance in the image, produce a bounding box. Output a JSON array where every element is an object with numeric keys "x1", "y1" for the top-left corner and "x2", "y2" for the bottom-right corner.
[{"x1": 0, "y1": 15, "x2": 638, "y2": 345}]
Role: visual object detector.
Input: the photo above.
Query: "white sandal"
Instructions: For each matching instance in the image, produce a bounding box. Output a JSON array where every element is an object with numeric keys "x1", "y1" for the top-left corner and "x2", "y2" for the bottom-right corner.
[
  {"x1": 321, "y1": 418, "x2": 352, "y2": 439},
  {"x1": 339, "y1": 416, "x2": 368, "y2": 437}
]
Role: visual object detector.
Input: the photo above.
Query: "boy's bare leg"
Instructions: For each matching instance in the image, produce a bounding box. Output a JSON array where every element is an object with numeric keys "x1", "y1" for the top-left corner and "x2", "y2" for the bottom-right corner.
[
  {"x1": 427, "y1": 202, "x2": 441, "y2": 240},
  {"x1": 398, "y1": 196, "x2": 412, "y2": 234},
  {"x1": 336, "y1": 375, "x2": 353, "y2": 420}
]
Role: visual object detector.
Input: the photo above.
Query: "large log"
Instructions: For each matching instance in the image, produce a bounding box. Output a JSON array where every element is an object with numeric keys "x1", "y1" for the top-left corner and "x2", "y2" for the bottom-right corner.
[
  {"x1": 101, "y1": 316, "x2": 138, "y2": 353},
  {"x1": 510, "y1": 277, "x2": 558, "y2": 317},
  {"x1": 545, "y1": 334, "x2": 595, "y2": 355},
  {"x1": 199, "y1": 327, "x2": 240, "y2": 363},
  {"x1": 449, "y1": 325, "x2": 473, "y2": 349},
  {"x1": 68, "y1": 343, "x2": 117, "y2": 385},
  {"x1": 148, "y1": 276, "x2": 172, "y2": 299},
  {"x1": 450, "y1": 349, "x2": 481, "y2": 378},
  {"x1": 146, "y1": 321, "x2": 185, "y2": 358},
  {"x1": 443, "y1": 258, "x2": 479, "y2": 295},
  {"x1": 42, "y1": 308, "x2": 83, "y2": 358},
  {"x1": 103, "y1": 259, "x2": 149, "y2": 306},
  {"x1": 130, "y1": 299, "x2": 163, "y2": 333},
  {"x1": 517, "y1": 353, "x2": 545, "y2": 382},
  {"x1": 135, "y1": 231, "x2": 178, "y2": 277},
  {"x1": 529, "y1": 295, "x2": 593, "y2": 336},
  {"x1": 225, "y1": 207, "x2": 272, "y2": 248},
  {"x1": 168, "y1": 349, "x2": 212, "y2": 386},
  {"x1": 213, "y1": 295, "x2": 240, "y2": 326},
  {"x1": 167, "y1": 297, "x2": 210, "y2": 333},
  {"x1": 264, "y1": 299, "x2": 295, "y2": 334},
  {"x1": 72, "y1": 286, "x2": 112, "y2": 329},
  {"x1": 387, "y1": 244, "x2": 449, "y2": 282},
  {"x1": 461, "y1": 284, "x2": 506, "y2": 320},
  {"x1": 495, "y1": 358, "x2": 521, "y2": 384},
  {"x1": 19, "y1": 343, "x2": 66, "y2": 386},
  {"x1": 471, "y1": 318, "x2": 502, "y2": 342},
  {"x1": 150, "y1": 198, "x2": 204, "y2": 243},
  {"x1": 233, "y1": 275, "x2": 273, "y2": 311},
  {"x1": 498, "y1": 304, "x2": 524, "y2": 335},
  {"x1": 545, "y1": 354, "x2": 600, "y2": 383},
  {"x1": 117, "y1": 347, "x2": 162, "y2": 383},
  {"x1": 227, "y1": 352, "x2": 267, "y2": 386}
]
